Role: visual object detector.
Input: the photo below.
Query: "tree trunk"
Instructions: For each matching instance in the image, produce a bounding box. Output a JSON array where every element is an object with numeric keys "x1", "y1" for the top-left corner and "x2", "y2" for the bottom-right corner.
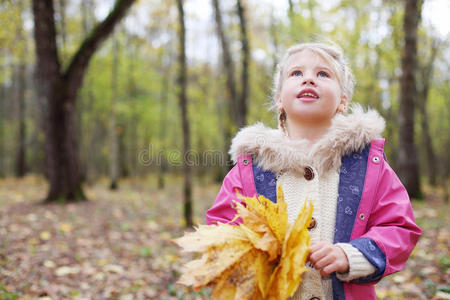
[
  {"x1": 212, "y1": 0, "x2": 237, "y2": 172},
  {"x1": 417, "y1": 41, "x2": 438, "y2": 186},
  {"x1": 15, "y1": 63, "x2": 27, "y2": 177},
  {"x1": 212, "y1": 0, "x2": 237, "y2": 118},
  {"x1": 176, "y1": 0, "x2": 193, "y2": 228},
  {"x1": 127, "y1": 40, "x2": 137, "y2": 176},
  {"x1": 157, "y1": 52, "x2": 170, "y2": 190},
  {"x1": 397, "y1": 0, "x2": 422, "y2": 199},
  {"x1": 236, "y1": 0, "x2": 249, "y2": 128},
  {"x1": 79, "y1": 0, "x2": 96, "y2": 182},
  {"x1": 32, "y1": 0, "x2": 135, "y2": 202},
  {"x1": 109, "y1": 34, "x2": 119, "y2": 190},
  {"x1": 0, "y1": 61, "x2": 5, "y2": 178}
]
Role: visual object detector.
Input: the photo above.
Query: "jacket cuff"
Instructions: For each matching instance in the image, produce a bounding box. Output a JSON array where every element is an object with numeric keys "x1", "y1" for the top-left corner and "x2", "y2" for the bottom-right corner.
[{"x1": 335, "y1": 243, "x2": 377, "y2": 282}]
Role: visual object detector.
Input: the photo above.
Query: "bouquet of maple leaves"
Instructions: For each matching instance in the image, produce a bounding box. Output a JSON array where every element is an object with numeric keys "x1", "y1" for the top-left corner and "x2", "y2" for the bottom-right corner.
[{"x1": 173, "y1": 186, "x2": 313, "y2": 300}]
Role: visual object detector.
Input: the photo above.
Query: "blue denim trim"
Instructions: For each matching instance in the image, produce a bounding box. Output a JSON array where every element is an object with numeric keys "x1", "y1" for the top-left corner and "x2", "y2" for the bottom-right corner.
[
  {"x1": 332, "y1": 274, "x2": 346, "y2": 300},
  {"x1": 350, "y1": 238, "x2": 386, "y2": 283},
  {"x1": 333, "y1": 145, "x2": 370, "y2": 243},
  {"x1": 251, "y1": 157, "x2": 277, "y2": 203},
  {"x1": 332, "y1": 145, "x2": 370, "y2": 300}
]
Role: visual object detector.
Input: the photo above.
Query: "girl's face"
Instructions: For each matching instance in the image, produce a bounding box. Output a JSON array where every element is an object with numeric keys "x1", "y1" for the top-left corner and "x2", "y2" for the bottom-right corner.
[{"x1": 277, "y1": 49, "x2": 347, "y2": 128}]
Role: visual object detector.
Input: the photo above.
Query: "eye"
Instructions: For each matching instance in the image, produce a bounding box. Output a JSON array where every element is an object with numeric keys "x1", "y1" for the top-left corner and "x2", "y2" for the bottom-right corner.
[
  {"x1": 291, "y1": 70, "x2": 303, "y2": 77},
  {"x1": 318, "y1": 71, "x2": 330, "y2": 78}
]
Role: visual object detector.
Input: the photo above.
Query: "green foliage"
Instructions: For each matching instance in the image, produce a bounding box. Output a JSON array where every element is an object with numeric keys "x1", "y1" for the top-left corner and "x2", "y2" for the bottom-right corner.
[{"x1": 0, "y1": 0, "x2": 448, "y2": 186}]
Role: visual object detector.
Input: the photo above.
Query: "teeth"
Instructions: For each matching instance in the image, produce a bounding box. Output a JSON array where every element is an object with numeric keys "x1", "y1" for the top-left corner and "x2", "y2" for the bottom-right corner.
[{"x1": 300, "y1": 92, "x2": 317, "y2": 98}]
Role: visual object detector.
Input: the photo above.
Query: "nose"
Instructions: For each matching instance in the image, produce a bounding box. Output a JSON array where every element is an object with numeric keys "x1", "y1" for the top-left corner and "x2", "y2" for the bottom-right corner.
[{"x1": 302, "y1": 72, "x2": 316, "y2": 86}]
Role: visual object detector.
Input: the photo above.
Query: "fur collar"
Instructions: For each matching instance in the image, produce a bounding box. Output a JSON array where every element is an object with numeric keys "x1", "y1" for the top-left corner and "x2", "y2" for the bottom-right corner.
[{"x1": 230, "y1": 105, "x2": 385, "y2": 175}]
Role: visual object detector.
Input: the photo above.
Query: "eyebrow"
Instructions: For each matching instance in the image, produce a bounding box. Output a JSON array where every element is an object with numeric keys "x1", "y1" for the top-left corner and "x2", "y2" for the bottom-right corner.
[{"x1": 285, "y1": 65, "x2": 335, "y2": 76}]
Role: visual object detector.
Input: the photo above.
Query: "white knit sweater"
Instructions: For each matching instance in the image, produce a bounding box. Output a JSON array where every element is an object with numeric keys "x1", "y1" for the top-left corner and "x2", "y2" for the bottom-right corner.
[{"x1": 278, "y1": 166, "x2": 376, "y2": 300}]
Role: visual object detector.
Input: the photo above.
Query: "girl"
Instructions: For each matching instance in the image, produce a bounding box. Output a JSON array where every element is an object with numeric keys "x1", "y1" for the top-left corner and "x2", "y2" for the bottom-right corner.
[{"x1": 205, "y1": 42, "x2": 421, "y2": 300}]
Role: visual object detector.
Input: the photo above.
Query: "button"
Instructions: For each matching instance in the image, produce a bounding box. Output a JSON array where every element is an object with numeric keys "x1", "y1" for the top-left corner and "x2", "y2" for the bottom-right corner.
[
  {"x1": 372, "y1": 156, "x2": 380, "y2": 163},
  {"x1": 359, "y1": 213, "x2": 365, "y2": 220},
  {"x1": 243, "y1": 159, "x2": 249, "y2": 165},
  {"x1": 308, "y1": 217, "x2": 317, "y2": 230},
  {"x1": 304, "y1": 166, "x2": 314, "y2": 180}
]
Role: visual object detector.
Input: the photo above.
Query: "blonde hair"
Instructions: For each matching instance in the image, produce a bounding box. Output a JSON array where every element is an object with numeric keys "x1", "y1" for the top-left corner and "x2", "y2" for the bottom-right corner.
[{"x1": 272, "y1": 42, "x2": 355, "y2": 108}]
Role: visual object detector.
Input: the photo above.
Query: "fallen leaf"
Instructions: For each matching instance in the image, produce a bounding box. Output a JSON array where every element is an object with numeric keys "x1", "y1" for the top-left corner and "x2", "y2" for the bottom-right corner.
[
  {"x1": 59, "y1": 222, "x2": 73, "y2": 233},
  {"x1": 55, "y1": 265, "x2": 81, "y2": 276},
  {"x1": 40, "y1": 231, "x2": 52, "y2": 241},
  {"x1": 104, "y1": 264, "x2": 124, "y2": 274}
]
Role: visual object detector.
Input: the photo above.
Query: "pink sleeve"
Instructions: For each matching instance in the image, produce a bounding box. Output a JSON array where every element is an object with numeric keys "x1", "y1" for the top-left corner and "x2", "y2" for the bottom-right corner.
[
  {"x1": 361, "y1": 159, "x2": 422, "y2": 277},
  {"x1": 206, "y1": 164, "x2": 244, "y2": 225},
  {"x1": 206, "y1": 155, "x2": 257, "y2": 225}
]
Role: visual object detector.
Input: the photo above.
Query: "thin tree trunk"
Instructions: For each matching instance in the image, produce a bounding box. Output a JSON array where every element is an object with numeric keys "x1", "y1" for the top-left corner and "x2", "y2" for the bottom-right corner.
[
  {"x1": 79, "y1": 0, "x2": 95, "y2": 182},
  {"x1": 118, "y1": 122, "x2": 128, "y2": 178},
  {"x1": 16, "y1": 63, "x2": 27, "y2": 177},
  {"x1": 109, "y1": 34, "x2": 119, "y2": 190},
  {"x1": 127, "y1": 40, "x2": 137, "y2": 176},
  {"x1": 417, "y1": 41, "x2": 439, "y2": 186},
  {"x1": 0, "y1": 60, "x2": 5, "y2": 178},
  {"x1": 176, "y1": 0, "x2": 193, "y2": 227},
  {"x1": 236, "y1": 0, "x2": 249, "y2": 128},
  {"x1": 14, "y1": 0, "x2": 27, "y2": 177},
  {"x1": 212, "y1": 0, "x2": 236, "y2": 172},
  {"x1": 32, "y1": 0, "x2": 135, "y2": 202},
  {"x1": 157, "y1": 51, "x2": 170, "y2": 190},
  {"x1": 212, "y1": 0, "x2": 237, "y2": 117},
  {"x1": 397, "y1": 0, "x2": 422, "y2": 199}
]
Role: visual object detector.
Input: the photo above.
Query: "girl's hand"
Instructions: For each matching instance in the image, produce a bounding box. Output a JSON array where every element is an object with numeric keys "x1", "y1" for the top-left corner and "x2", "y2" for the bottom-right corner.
[{"x1": 308, "y1": 241, "x2": 349, "y2": 276}]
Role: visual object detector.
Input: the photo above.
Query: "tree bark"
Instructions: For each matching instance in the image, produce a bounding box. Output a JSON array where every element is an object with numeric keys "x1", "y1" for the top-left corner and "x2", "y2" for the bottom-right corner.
[
  {"x1": 15, "y1": 63, "x2": 27, "y2": 177},
  {"x1": 417, "y1": 40, "x2": 439, "y2": 186},
  {"x1": 79, "y1": 0, "x2": 96, "y2": 182},
  {"x1": 109, "y1": 34, "x2": 119, "y2": 190},
  {"x1": 127, "y1": 39, "x2": 137, "y2": 176},
  {"x1": 236, "y1": 0, "x2": 249, "y2": 128},
  {"x1": 32, "y1": 0, "x2": 135, "y2": 202},
  {"x1": 0, "y1": 61, "x2": 5, "y2": 178},
  {"x1": 157, "y1": 51, "x2": 170, "y2": 190},
  {"x1": 397, "y1": 0, "x2": 422, "y2": 199},
  {"x1": 212, "y1": 0, "x2": 237, "y2": 172},
  {"x1": 176, "y1": 0, "x2": 193, "y2": 227},
  {"x1": 212, "y1": 0, "x2": 237, "y2": 122}
]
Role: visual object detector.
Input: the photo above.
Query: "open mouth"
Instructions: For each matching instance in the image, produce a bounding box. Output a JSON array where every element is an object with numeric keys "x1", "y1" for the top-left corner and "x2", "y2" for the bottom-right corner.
[{"x1": 296, "y1": 89, "x2": 319, "y2": 99}]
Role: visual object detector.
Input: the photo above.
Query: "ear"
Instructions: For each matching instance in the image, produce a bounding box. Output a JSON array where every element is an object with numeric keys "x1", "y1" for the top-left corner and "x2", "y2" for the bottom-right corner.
[{"x1": 337, "y1": 94, "x2": 348, "y2": 113}]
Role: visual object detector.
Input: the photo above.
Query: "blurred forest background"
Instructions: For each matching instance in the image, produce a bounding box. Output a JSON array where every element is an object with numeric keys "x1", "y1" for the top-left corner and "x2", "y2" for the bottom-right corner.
[{"x1": 0, "y1": 0, "x2": 449, "y2": 299}]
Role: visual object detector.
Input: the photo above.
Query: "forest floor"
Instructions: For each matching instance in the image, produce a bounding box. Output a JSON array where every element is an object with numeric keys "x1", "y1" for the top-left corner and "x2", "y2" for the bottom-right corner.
[{"x1": 0, "y1": 175, "x2": 449, "y2": 300}]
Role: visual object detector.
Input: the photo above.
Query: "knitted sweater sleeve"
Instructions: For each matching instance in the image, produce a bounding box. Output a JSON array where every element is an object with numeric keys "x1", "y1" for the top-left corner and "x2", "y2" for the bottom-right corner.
[{"x1": 335, "y1": 243, "x2": 377, "y2": 281}]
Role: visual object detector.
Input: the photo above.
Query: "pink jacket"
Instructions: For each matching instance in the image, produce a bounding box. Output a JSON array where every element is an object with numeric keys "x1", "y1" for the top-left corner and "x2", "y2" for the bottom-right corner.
[{"x1": 206, "y1": 111, "x2": 421, "y2": 300}]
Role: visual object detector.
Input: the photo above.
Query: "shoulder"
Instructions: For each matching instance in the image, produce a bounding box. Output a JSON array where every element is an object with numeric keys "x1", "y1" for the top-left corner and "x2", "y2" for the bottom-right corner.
[{"x1": 229, "y1": 122, "x2": 283, "y2": 164}]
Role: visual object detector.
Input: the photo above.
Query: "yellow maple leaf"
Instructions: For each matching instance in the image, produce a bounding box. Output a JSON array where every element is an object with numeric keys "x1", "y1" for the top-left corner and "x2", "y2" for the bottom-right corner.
[
  {"x1": 266, "y1": 199, "x2": 313, "y2": 299},
  {"x1": 236, "y1": 186, "x2": 288, "y2": 244},
  {"x1": 173, "y1": 187, "x2": 313, "y2": 300}
]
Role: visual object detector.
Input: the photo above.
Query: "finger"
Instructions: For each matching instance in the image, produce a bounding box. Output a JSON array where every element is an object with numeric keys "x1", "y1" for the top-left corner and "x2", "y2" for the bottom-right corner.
[
  {"x1": 310, "y1": 244, "x2": 333, "y2": 264},
  {"x1": 310, "y1": 241, "x2": 329, "y2": 253},
  {"x1": 320, "y1": 263, "x2": 337, "y2": 276},
  {"x1": 314, "y1": 253, "x2": 334, "y2": 271}
]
